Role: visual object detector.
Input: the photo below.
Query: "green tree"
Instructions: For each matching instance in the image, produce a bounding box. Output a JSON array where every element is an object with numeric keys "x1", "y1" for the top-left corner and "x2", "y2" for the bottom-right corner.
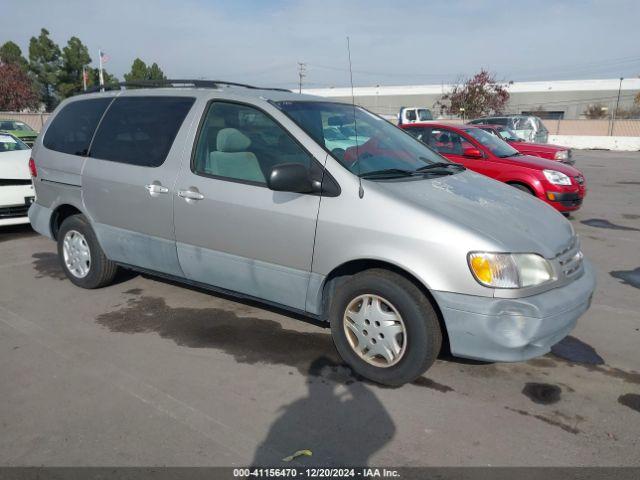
[
  {"x1": 58, "y1": 36, "x2": 92, "y2": 98},
  {"x1": 28, "y1": 28, "x2": 62, "y2": 110},
  {"x1": 0, "y1": 41, "x2": 29, "y2": 70},
  {"x1": 124, "y1": 58, "x2": 166, "y2": 84},
  {"x1": 124, "y1": 58, "x2": 149, "y2": 83},
  {"x1": 147, "y1": 62, "x2": 166, "y2": 80},
  {"x1": 88, "y1": 67, "x2": 119, "y2": 89}
]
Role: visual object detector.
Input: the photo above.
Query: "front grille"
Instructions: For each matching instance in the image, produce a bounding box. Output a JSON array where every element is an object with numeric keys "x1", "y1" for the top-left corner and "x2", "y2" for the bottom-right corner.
[
  {"x1": 560, "y1": 197, "x2": 583, "y2": 208},
  {"x1": 0, "y1": 204, "x2": 29, "y2": 219},
  {"x1": 555, "y1": 237, "x2": 583, "y2": 277}
]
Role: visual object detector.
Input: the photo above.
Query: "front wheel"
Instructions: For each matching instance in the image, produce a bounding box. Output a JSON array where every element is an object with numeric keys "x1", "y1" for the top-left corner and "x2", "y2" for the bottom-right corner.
[
  {"x1": 57, "y1": 214, "x2": 118, "y2": 289},
  {"x1": 509, "y1": 182, "x2": 534, "y2": 195},
  {"x1": 329, "y1": 269, "x2": 442, "y2": 386}
]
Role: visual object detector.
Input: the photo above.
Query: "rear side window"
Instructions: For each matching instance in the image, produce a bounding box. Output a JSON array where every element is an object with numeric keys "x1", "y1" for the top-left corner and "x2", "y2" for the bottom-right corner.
[
  {"x1": 43, "y1": 98, "x2": 112, "y2": 156},
  {"x1": 90, "y1": 96, "x2": 195, "y2": 167}
]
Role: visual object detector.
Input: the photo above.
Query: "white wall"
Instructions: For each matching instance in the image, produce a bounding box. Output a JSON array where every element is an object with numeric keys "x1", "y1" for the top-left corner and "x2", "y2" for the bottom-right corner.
[{"x1": 548, "y1": 135, "x2": 640, "y2": 151}]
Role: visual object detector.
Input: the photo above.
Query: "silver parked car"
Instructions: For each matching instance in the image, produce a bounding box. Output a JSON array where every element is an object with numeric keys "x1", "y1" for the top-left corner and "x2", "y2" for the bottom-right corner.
[{"x1": 28, "y1": 81, "x2": 595, "y2": 386}]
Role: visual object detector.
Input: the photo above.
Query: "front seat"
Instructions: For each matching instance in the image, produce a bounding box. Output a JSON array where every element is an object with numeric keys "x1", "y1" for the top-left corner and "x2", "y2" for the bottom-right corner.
[{"x1": 206, "y1": 128, "x2": 265, "y2": 183}]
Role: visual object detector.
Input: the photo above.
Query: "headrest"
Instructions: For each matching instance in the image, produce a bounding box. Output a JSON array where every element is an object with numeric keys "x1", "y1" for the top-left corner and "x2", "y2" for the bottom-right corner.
[{"x1": 216, "y1": 128, "x2": 251, "y2": 152}]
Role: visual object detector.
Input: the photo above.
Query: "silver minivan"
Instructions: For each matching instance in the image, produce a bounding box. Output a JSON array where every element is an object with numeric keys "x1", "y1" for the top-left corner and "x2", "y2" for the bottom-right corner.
[{"x1": 28, "y1": 81, "x2": 595, "y2": 386}]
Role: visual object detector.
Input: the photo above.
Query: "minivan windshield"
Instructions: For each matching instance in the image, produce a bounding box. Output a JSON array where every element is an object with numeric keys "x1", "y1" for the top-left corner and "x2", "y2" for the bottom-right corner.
[
  {"x1": 463, "y1": 127, "x2": 520, "y2": 158},
  {"x1": 276, "y1": 101, "x2": 459, "y2": 178}
]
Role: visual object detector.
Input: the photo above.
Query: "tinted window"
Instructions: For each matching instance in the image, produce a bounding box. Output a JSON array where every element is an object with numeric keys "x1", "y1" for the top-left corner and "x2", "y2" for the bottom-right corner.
[
  {"x1": 463, "y1": 128, "x2": 519, "y2": 158},
  {"x1": 404, "y1": 126, "x2": 430, "y2": 142},
  {"x1": 193, "y1": 101, "x2": 316, "y2": 185},
  {"x1": 43, "y1": 98, "x2": 112, "y2": 155},
  {"x1": 405, "y1": 109, "x2": 417, "y2": 121},
  {"x1": 90, "y1": 96, "x2": 194, "y2": 167},
  {"x1": 426, "y1": 129, "x2": 473, "y2": 155}
]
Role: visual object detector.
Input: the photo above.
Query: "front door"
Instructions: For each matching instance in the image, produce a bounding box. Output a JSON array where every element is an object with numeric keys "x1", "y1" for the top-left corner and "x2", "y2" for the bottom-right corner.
[
  {"x1": 173, "y1": 100, "x2": 322, "y2": 311},
  {"x1": 426, "y1": 128, "x2": 500, "y2": 177},
  {"x1": 82, "y1": 96, "x2": 196, "y2": 276}
]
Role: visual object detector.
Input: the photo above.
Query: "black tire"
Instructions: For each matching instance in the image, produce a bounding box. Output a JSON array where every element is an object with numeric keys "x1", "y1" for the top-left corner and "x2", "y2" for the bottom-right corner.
[
  {"x1": 329, "y1": 269, "x2": 442, "y2": 386},
  {"x1": 509, "y1": 182, "x2": 534, "y2": 195},
  {"x1": 57, "y1": 214, "x2": 118, "y2": 289}
]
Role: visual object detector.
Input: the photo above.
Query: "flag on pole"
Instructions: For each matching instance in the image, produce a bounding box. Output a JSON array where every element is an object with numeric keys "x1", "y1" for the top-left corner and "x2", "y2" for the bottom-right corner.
[
  {"x1": 98, "y1": 49, "x2": 108, "y2": 89},
  {"x1": 99, "y1": 49, "x2": 110, "y2": 64}
]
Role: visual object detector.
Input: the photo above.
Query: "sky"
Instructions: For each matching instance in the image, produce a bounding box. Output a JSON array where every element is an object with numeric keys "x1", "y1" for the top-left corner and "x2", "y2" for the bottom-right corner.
[{"x1": 1, "y1": 0, "x2": 639, "y2": 89}]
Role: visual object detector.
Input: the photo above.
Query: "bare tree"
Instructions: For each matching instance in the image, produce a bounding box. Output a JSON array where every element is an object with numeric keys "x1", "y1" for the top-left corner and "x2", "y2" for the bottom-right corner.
[
  {"x1": 583, "y1": 104, "x2": 609, "y2": 119},
  {"x1": 437, "y1": 70, "x2": 510, "y2": 119}
]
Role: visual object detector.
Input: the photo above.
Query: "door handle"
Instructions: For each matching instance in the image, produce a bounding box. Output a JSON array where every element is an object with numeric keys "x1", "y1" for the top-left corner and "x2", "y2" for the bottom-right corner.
[
  {"x1": 145, "y1": 182, "x2": 169, "y2": 196},
  {"x1": 178, "y1": 188, "x2": 205, "y2": 201}
]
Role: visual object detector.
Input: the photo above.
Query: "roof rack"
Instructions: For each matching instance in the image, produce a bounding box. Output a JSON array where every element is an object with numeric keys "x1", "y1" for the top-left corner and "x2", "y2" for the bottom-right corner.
[{"x1": 82, "y1": 79, "x2": 291, "y2": 94}]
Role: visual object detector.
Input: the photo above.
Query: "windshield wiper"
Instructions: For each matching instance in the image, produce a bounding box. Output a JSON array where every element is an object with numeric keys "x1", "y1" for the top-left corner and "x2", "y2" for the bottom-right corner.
[
  {"x1": 415, "y1": 161, "x2": 466, "y2": 172},
  {"x1": 360, "y1": 168, "x2": 416, "y2": 179}
]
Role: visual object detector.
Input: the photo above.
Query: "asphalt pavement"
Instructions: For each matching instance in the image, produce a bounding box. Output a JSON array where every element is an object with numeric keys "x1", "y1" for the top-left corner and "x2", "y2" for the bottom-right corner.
[{"x1": 1, "y1": 151, "x2": 638, "y2": 467}]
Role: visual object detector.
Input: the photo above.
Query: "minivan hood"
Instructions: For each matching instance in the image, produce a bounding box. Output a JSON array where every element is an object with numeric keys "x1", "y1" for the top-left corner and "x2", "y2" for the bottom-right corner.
[
  {"x1": 375, "y1": 170, "x2": 573, "y2": 258},
  {"x1": 0, "y1": 149, "x2": 31, "y2": 179}
]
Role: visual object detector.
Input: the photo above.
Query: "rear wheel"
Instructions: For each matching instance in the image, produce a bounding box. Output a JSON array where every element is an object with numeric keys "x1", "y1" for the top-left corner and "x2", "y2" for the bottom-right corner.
[
  {"x1": 329, "y1": 269, "x2": 442, "y2": 386},
  {"x1": 57, "y1": 214, "x2": 118, "y2": 289}
]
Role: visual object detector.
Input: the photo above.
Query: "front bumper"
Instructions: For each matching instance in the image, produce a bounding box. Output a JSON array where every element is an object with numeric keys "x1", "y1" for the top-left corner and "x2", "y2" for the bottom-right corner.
[
  {"x1": 432, "y1": 259, "x2": 596, "y2": 362},
  {"x1": 1, "y1": 184, "x2": 35, "y2": 227}
]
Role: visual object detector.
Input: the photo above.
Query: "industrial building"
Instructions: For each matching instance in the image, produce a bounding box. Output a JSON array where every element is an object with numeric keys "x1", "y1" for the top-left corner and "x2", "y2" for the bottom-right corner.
[{"x1": 304, "y1": 78, "x2": 640, "y2": 120}]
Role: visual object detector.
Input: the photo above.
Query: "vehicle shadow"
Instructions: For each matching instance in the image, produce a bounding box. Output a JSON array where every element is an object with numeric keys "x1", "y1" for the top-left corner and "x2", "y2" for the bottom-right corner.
[
  {"x1": 31, "y1": 251, "x2": 138, "y2": 285},
  {"x1": 0, "y1": 224, "x2": 36, "y2": 243},
  {"x1": 251, "y1": 356, "x2": 395, "y2": 467}
]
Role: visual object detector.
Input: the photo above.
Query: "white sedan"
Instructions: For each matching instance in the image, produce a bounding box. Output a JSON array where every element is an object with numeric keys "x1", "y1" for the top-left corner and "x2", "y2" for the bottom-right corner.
[{"x1": 0, "y1": 134, "x2": 34, "y2": 226}]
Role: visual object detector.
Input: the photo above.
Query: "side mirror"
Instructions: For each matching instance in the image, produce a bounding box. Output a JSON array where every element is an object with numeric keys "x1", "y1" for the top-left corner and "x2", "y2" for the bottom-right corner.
[
  {"x1": 463, "y1": 147, "x2": 483, "y2": 159},
  {"x1": 268, "y1": 163, "x2": 316, "y2": 194}
]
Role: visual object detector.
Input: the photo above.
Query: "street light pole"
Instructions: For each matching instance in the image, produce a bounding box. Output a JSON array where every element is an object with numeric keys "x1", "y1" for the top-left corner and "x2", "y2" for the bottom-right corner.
[
  {"x1": 297, "y1": 62, "x2": 307, "y2": 94},
  {"x1": 611, "y1": 77, "x2": 623, "y2": 136}
]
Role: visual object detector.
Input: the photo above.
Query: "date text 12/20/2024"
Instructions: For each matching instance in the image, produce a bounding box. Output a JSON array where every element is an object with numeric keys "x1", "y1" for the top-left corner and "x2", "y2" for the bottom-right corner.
[{"x1": 234, "y1": 468, "x2": 401, "y2": 478}]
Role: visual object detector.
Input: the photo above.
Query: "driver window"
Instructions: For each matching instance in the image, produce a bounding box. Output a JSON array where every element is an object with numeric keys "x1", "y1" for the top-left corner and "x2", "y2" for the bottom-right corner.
[
  {"x1": 429, "y1": 129, "x2": 460, "y2": 155},
  {"x1": 193, "y1": 102, "x2": 315, "y2": 185},
  {"x1": 405, "y1": 109, "x2": 417, "y2": 121}
]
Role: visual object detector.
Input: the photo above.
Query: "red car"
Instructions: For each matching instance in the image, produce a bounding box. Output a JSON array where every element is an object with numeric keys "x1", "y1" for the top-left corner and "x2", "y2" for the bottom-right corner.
[
  {"x1": 475, "y1": 124, "x2": 573, "y2": 164},
  {"x1": 400, "y1": 123, "x2": 586, "y2": 214}
]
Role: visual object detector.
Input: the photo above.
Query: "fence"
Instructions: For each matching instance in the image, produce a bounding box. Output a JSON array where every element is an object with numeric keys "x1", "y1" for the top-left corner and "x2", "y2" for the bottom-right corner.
[
  {"x1": 2, "y1": 111, "x2": 640, "y2": 139},
  {"x1": 542, "y1": 119, "x2": 640, "y2": 137},
  {"x1": 0, "y1": 112, "x2": 50, "y2": 131}
]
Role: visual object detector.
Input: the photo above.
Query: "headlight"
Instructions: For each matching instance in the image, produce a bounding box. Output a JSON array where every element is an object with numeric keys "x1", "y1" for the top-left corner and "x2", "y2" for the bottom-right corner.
[
  {"x1": 554, "y1": 150, "x2": 569, "y2": 161},
  {"x1": 543, "y1": 169, "x2": 572, "y2": 186},
  {"x1": 468, "y1": 252, "x2": 554, "y2": 288}
]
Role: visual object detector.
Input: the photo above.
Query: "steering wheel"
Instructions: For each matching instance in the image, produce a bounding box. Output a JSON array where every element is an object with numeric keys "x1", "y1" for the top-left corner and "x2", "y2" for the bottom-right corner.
[{"x1": 348, "y1": 152, "x2": 374, "y2": 174}]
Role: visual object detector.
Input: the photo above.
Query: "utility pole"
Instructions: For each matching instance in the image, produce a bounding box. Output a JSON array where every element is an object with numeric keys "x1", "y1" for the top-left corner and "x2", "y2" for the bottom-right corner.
[
  {"x1": 610, "y1": 77, "x2": 623, "y2": 136},
  {"x1": 297, "y1": 62, "x2": 307, "y2": 94}
]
